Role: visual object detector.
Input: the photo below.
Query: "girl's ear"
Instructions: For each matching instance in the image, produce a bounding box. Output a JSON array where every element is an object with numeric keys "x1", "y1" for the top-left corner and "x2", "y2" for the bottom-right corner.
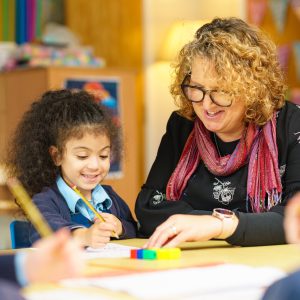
[{"x1": 49, "y1": 146, "x2": 61, "y2": 166}]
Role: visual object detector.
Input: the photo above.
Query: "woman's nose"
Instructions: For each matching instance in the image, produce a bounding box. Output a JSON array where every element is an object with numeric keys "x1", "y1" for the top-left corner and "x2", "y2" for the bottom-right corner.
[{"x1": 202, "y1": 93, "x2": 215, "y2": 109}]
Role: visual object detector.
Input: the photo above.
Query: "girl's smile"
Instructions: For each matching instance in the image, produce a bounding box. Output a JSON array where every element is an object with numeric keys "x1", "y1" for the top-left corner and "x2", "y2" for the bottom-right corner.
[{"x1": 81, "y1": 173, "x2": 103, "y2": 184}]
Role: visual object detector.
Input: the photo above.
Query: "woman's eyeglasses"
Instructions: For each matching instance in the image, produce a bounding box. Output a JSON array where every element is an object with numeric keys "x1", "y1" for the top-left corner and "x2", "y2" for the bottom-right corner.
[{"x1": 181, "y1": 74, "x2": 232, "y2": 107}]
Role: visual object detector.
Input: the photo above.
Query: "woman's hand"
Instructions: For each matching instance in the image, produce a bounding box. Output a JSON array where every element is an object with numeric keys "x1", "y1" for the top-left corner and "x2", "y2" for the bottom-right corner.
[
  {"x1": 284, "y1": 193, "x2": 300, "y2": 244},
  {"x1": 25, "y1": 228, "x2": 84, "y2": 283},
  {"x1": 144, "y1": 214, "x2": 224, "y2": 248}
]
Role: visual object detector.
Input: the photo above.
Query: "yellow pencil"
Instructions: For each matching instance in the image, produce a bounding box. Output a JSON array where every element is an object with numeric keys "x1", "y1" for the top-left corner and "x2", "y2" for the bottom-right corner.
[
  {"x1": 6, "y1": 178, "x2": 53, "y2": 238},
  {"x1": 70, "y1": 184, "x2": 119, "y2": 239}
]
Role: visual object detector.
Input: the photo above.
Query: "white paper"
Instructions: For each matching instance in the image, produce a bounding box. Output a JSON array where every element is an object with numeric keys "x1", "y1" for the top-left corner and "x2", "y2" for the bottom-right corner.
[
  {"x1": 62, "y1": 264, "x2": 286, "y2": 300},
  {"x1": 83, "y1": 242, "x2": 137, "y2": 259},
  {"x1": 25, "y1": 289, "x2": 110, "y2": 300},
  {"x1": 174, "y1": 289, "x2": 264, "y2": 300}
]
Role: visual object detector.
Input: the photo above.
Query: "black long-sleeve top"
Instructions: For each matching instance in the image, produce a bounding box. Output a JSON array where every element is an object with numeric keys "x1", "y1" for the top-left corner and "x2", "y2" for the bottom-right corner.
[{"x1": 135, "y1": 101, "x2": 300, "y2": 246}]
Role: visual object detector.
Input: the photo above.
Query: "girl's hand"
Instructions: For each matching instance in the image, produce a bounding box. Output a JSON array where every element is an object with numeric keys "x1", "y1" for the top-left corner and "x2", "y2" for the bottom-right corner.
[
  {"x1": 144, "y1": 214, "x2": 228, "y2": 248},
  {"x1": 73, "y1": 221, "x2": 114, "y2": 248},
  {"x1": 99, "y1": 212, "x2": 123, "y2": 236},
  {"x1": 85, "y1": 220, "x2": 116, "y2": 248},
  {"x1": 73, "y1": 214, "x2": 123, "y2": 248}
]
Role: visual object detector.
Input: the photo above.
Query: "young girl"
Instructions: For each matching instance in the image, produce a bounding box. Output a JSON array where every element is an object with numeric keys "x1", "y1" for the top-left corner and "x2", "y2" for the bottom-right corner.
[{"x1": 7, "y1": 89, "x2": 136, "y2": 248}]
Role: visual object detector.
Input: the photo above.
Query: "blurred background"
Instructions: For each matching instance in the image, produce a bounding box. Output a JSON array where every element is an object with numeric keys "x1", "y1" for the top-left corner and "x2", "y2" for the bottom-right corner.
[{"x1": 0, "y1": 0, "x2": 299, "y2": 248}]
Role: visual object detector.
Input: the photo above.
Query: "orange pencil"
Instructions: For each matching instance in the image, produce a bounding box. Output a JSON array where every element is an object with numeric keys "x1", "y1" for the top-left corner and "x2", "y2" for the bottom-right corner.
[{"x1": 70, "y1": 184, "x2": 119, "y2": 239}]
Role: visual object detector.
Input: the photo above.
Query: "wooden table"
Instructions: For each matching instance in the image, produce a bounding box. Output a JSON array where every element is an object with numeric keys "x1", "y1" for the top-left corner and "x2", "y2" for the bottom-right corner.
[
  {"x1": 90, "y1": 239, "x2": 300, "y2": 272},
  {"x1": 20, "y1": 239, "x2": 300, "y2": 299}
]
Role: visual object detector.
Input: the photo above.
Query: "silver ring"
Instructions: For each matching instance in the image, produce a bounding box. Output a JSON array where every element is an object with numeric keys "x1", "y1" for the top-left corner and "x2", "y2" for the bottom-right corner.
[{"x1": 170, "y1": 225, "x2": 177, "y2": 235}]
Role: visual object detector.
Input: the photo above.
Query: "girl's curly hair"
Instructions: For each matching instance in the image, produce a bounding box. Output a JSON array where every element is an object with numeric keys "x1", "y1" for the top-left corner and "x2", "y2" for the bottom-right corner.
[
  {"x1": 171, "y1": 17, "x2": 286, "y2": 125},
  {"x1": 6, "y1": 89, "x2": 121, "y2": 196}
]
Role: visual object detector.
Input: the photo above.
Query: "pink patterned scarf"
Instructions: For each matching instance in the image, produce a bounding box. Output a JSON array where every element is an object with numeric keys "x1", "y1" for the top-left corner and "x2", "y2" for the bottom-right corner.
[{"x1": 166, "y1": 114, "x2": 282, "y2": 212}]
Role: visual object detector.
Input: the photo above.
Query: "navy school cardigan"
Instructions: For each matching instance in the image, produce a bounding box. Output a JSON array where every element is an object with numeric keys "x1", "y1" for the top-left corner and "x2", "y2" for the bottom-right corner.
[{"x1": 29, "y1": 184, "x2": 137, "y2": 244}]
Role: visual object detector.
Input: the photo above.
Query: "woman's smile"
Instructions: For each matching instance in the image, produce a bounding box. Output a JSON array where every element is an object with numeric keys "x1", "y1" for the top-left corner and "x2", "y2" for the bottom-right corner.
[{"x1": 204, "y1": 109, "x2": 224, "y2": 119}]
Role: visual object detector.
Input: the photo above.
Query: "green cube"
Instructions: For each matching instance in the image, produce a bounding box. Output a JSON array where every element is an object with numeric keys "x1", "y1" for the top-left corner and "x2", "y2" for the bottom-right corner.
[{"x1": 143, "y1": 249, "x2": 157, "y2": 260}]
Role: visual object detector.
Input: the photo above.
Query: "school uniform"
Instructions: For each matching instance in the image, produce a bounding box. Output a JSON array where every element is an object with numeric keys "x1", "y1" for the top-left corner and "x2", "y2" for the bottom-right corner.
[
  {"x1": 262, "y1": 270, "x2": 300, "y2": 300},
  {"x1": 0, "y1": 255, "x2": 18, "y2": 283},
  {"x1": 29, "y1": 178, "x2": 137, "y2": 243},
  {"x1": 0, "y1": 281, "x2": 24, "y2": 300},
  {"x1": 0, "y1": 255, "x2": 26, "y2": 300}
]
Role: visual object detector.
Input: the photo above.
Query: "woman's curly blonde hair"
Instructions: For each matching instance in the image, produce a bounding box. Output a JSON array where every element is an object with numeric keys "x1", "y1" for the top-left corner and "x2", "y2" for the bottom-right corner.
[{"x1": 170, "y1": 17, "x2": 286, "y2": 126}]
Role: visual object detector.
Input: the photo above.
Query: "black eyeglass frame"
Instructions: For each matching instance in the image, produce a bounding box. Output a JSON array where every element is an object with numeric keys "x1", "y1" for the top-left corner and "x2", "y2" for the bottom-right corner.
[{"x1": 180, "y1": 74, "x2": 233, "y2": 108}]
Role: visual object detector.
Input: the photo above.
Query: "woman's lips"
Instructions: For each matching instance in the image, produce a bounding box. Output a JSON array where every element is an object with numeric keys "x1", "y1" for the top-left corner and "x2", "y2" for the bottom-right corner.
[{"x1": 205, "y1": 110, "x2": 224, "y2": 119}]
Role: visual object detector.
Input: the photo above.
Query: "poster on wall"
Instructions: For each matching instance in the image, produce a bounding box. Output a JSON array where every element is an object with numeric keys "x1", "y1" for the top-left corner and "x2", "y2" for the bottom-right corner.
[{"x1": 64, "y1": 77, "x2": 123, "y2": 179}]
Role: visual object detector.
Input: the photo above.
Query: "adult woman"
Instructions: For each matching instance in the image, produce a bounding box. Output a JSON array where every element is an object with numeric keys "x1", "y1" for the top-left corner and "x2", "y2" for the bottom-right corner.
[{"x1": 135, "y1": 17, "x2": 300, "y2": 247}]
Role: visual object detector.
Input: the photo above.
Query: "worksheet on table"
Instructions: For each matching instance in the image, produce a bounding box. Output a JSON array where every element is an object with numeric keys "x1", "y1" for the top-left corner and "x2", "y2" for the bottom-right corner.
[
  {"x1": 61, "y1": 264, "x2": 286, "y2": 300},
  {"x1": 83, "y1": 243, "x2": 137, "y2": 259}
]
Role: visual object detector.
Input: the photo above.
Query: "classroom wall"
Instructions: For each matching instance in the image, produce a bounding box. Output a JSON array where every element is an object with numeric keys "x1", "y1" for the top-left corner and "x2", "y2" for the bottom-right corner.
[{"x1": 246, "y1": 1, "x2": 300, "y2": 91}]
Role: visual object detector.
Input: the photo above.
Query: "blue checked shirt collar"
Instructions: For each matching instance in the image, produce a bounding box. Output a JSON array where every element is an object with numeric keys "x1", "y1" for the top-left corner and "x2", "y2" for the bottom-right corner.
[{"x1": 56, "y1": 176, "x2": 80, "y2": 213}]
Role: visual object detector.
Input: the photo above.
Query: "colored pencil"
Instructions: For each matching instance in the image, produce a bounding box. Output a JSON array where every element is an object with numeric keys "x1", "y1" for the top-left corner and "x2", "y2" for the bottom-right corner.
[{"x1": 70, "y1": 184, "x2": 119, "y2": 239}]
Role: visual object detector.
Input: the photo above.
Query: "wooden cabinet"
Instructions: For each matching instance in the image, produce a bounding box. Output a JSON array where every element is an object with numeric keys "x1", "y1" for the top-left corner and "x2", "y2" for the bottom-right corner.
[{"x1": 0, "y1": 66, "x2": 142, "y2": 214}]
